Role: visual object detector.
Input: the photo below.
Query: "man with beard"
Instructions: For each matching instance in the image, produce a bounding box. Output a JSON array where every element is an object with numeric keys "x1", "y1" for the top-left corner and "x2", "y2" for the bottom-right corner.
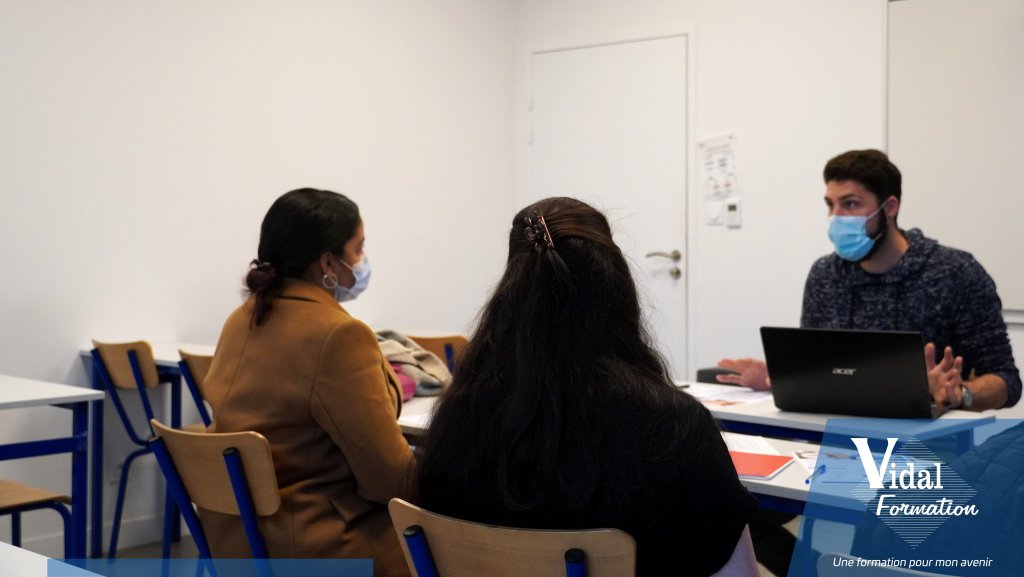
[{"x1": 718, "y1": 149, "x2": 1020, "y2": 411}]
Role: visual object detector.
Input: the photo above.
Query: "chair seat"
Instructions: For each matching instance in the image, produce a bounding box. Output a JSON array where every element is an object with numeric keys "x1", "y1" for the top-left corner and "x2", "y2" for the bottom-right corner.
[{"x1": 0, "y1": 480, "x2": 71, "y2": 510}]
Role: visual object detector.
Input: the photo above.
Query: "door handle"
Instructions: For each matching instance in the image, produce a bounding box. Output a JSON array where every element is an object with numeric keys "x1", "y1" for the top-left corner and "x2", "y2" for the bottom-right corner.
[
  {"x1": 645, "y1": 250, "x2": 682, "y2": 279},
  {"x1": 644, "y1": 250, "x2": 681, "y2": 263}
]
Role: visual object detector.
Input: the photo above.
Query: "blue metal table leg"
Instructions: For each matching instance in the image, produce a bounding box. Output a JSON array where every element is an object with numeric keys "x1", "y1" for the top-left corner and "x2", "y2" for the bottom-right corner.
[
  {"x1": 90, "y1": 362, "x2": 105, "y2": 559},
  {"x1": 72, "y1": 400, "x2": 89, "y2": 559}
]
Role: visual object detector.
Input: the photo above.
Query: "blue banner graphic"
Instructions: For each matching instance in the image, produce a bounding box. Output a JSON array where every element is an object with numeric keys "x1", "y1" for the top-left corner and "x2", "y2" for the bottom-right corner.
[{"x1": 791, "y1": 419, "x2": 1024, "y2": 576}]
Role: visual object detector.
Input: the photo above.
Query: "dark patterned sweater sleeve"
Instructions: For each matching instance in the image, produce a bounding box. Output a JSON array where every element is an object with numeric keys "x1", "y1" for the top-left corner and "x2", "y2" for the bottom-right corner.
[{"x1": 952, "y1": 256, "x2": 1021, "y2": 407}]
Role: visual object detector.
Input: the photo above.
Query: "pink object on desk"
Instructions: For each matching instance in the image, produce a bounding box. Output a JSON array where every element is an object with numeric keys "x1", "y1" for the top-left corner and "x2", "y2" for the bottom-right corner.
[{"x1": 390, "y1": 363, "x2": 416, "y2": 402}]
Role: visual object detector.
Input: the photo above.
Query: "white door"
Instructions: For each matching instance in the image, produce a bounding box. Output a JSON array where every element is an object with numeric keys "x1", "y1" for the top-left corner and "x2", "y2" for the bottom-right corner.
[{"x1": 528, "y1": 36, "x2": 689, "y2": 378}]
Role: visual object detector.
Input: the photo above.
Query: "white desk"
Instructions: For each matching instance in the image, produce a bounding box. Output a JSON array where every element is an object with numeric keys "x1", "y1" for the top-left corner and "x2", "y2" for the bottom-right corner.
[
  {"x1": 0, "y1": 541, "x2": 102, "y2": 576},
  {"x1": 397, "y1": 396, "x2": 434, "y2": 437},
  {"x1": 0, "y1": 540, "x2": 49, "y2": 575},
  {"x1": 401, "y1": 385, "x2": 995, "y2": 450},
  {"x1": 0, "y1": 375, "x2": 104, "y2": 559},
  {"x1": 78, "y1": 341, "x2": 212, "y2": 558},
  {"x1": 680, "y1": 381, "x2": 994, "y2": 452},
  {"x1": 730, "y1": 436, "x2": 869, "y2": 523},
  {"x1": 734, "y1": 436, "x2": 818, "y2": 505}
]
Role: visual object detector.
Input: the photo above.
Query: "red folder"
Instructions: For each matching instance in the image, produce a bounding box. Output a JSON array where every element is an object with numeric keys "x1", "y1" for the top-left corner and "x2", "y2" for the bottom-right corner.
[{"x1": 729, "y1": 451, "x2": 794, "y2": 480}]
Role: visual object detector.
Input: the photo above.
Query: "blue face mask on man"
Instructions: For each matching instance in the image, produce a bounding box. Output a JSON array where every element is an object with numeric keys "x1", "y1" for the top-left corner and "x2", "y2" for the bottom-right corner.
[
  {"x1": 827, "y1": 204, "x2": 886, "y2": 262},
  {"x1": 334, "y1": 254, "x2": 372, "y2": 303}
]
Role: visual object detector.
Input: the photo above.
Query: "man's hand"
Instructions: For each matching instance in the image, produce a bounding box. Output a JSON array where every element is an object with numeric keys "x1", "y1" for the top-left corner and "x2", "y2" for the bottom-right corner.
[
  {"x1": 925, "y1": 342, "x2": 963, "y2": 407},
  {"x1": 716, "y1": 358, "x2": 771, "y2": 391}
]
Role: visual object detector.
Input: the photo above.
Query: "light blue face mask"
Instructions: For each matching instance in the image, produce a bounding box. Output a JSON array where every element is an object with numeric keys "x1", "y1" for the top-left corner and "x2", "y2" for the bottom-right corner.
[
  {"x1": 827, "y1": 205, "x2": 885, "y2": 261},
  {"x1": 334, "y1": 254, "x2": 372, "y2": 303}
]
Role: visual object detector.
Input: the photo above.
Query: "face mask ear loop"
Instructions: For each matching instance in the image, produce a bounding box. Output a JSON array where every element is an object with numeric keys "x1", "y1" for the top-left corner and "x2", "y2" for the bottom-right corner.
[
  {"x1": 333, "y1": 254, "x2": 358, "y2": 289},
  {"x1": 868, "y1": 201, "x2": 889, "y2": 241}
]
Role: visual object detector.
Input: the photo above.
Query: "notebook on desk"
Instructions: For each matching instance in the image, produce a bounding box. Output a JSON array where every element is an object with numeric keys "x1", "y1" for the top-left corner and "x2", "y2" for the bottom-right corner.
[
  {"x1": 760, "y1": 327, "x2": 936, "y2": 419},
  {"x1": 729, "y1": 451, "x2": 794, "y2": 480}
]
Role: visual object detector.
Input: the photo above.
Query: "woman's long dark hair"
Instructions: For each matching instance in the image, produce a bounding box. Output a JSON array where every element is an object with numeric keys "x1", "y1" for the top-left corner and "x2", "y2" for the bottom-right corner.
[
  {"x1": 245, "y1": 188, "x2": 359, "y2": 325},
  {"x1": 417, "y1": 197, "x2": 696, "y2": 523}
]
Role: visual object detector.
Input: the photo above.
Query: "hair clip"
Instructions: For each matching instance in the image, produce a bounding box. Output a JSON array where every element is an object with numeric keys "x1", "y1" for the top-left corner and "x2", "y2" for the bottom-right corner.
[{"x1": 523, "y1": 212, "x2": 555, "y2": 250}]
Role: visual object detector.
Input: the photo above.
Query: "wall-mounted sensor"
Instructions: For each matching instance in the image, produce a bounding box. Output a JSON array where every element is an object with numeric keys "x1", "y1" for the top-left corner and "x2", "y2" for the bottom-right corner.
[{"x1": 725, "y1": 199, "x2": 741, "y2": 228}]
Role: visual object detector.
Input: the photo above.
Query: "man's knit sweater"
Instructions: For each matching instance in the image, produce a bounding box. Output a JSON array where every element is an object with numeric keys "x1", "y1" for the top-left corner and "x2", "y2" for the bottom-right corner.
[{"x1": 801, "y1": 228, "x2": 1021, "y2": 407}]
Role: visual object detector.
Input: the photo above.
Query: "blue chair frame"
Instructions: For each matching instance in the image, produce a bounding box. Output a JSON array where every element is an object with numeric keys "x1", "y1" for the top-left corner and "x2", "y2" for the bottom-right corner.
[
  {"x1": 151, "y1": 437, "x2": 219, "y2": 577},
  {"x1": 151, "y1": 425, "x2": 273, "y2": 577},
  {"x1": 91, "y1": 346, "x2": 177, "y2": 558}
]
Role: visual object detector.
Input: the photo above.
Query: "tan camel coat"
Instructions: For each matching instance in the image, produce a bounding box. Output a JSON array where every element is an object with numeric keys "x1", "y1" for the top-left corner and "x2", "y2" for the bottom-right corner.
[{"x1": 201, "y1": 278, "x2": 413, "y2": 577}]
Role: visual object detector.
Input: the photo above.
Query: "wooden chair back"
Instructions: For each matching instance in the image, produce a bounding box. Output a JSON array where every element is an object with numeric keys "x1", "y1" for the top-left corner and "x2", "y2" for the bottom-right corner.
[
  {"x1": 388, "y1": 498, "x2": 636, "y2": 577},
  {"x1": 150, "y1": 419, "x2": 280, "y2": 516},
  {"x1": 92, "y1": 340, "x2": 160, "y2": 389},
  {"x1": 178, "y1": 350, "x2": 214, "y2": 427},
  {"x1": 178, "y1": 349, "x2": 213, "y2": 399},
  {"x1": 407, "y1": 335, "x2": 468, "y2": 370}
]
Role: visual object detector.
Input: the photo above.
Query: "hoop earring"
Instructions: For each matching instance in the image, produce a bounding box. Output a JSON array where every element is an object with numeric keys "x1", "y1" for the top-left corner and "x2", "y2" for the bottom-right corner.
[{"x1": 322, "y1": 273, "x2": 339, "y2": 290}]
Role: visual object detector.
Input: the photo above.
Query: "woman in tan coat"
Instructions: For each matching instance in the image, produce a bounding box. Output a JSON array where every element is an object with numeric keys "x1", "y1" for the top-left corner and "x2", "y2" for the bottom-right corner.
[{"x1": 202, "y1": 188, "x2": 414, "y2": 577}]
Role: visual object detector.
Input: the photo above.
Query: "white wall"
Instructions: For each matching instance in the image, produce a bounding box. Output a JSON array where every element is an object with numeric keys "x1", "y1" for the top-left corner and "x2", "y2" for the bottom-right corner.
[
  {"x1": 514, "y1": 0, "x2": 888, "y2": 371},
  {"x1": 885, "y1": 0, "x2": 1024, "y2": 376},
  {"x1": 0, "y1": 0, "x2": 515, "y2": 555}
]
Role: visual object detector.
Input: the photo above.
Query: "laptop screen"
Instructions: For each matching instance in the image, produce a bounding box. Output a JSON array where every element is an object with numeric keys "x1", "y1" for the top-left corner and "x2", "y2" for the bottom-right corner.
[{"x1": 760, "y1": 327, "x2": 934, "y2": 419}]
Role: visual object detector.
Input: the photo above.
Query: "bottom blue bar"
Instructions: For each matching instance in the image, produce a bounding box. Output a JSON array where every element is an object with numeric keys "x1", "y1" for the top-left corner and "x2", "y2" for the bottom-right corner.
[{"x1": 51, "y1": 558, "x2": 373, "y2": 577}]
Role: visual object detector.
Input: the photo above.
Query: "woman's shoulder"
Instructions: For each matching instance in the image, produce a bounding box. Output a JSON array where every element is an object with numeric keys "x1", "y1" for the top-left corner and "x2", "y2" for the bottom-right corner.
[
  {"x1": 322, "y1": 313, "x2": 378, "y2": 349},
  {"x1": 218, "y1": 299, "x2": 256, "y2": 336}
]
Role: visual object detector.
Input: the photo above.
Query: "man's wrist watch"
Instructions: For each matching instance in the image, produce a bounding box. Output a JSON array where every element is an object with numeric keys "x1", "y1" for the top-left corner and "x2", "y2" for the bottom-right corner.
[{"x1": 959, "y1": 384, "x2": 974, "y2": 409}]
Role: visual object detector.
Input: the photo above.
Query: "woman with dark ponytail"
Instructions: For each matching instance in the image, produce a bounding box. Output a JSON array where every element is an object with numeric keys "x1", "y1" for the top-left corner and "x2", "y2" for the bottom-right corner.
[
  {"x1": 416, "y1": 197, "x2": 758, "y2": 576},
  {"x1": 203, "y1": 188, "x2": 413, "y2": 577}
]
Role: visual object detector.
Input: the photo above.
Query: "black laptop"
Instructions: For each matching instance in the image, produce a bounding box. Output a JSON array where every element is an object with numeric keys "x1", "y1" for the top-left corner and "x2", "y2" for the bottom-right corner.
[{"x1": 760, "y1": 327, "x2": 936, "y2": 419}]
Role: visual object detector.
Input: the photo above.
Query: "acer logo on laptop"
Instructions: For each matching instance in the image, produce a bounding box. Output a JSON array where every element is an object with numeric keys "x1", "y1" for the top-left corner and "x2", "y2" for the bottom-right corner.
[{"x1": 832, "y1": 368, "x2": 857, "y2": 375}]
